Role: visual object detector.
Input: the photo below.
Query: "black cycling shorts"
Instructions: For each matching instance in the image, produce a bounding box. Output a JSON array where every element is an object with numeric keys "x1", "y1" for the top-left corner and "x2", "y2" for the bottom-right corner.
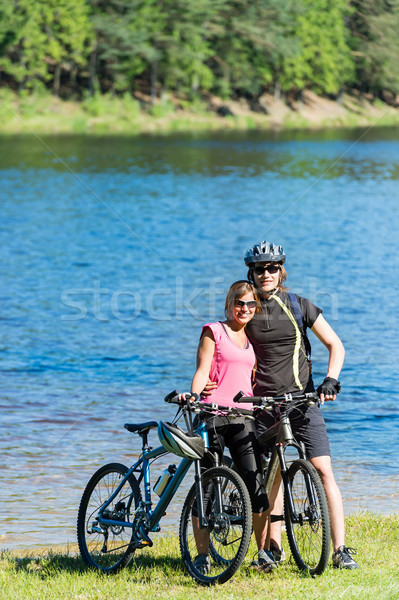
[
  {"x1": 255, "y1": 403, "x2": 331, "y2": 459},
  {"x1": 200, "y1": 414, "x2": 269, "y2": 514}
]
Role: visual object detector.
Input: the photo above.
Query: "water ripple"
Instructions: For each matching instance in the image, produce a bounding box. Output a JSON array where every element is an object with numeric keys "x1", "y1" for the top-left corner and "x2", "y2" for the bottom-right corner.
[{"x1": 1, "y1": 130, "x2": 399, "y2": 549}]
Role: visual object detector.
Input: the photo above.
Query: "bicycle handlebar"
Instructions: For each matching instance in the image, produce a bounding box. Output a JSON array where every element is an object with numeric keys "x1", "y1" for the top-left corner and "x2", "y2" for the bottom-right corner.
[
  {"x1": 164, "y1": 390, "x2": 254, "y2": 417},
  {"x1": 233, "y1": 390, "x2": 319, "y2": 408}
]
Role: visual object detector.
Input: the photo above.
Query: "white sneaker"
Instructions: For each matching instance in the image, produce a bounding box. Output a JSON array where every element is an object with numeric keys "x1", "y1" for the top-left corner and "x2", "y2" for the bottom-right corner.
[{"x1": 269, "y1": 546, "x2": 286, "y2": 563}]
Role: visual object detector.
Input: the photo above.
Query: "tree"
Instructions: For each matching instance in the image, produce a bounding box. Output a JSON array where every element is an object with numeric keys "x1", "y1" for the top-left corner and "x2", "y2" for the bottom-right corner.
[
  {"x1": 280, "y1": 0, "x2": 354, "y2": 96},
  {"x1": 205, "y1": 0, "x2": 299, "y2": 98},
  {"x1": 86, "y1": 0, "x2": 158, "y2": 95},
  {"x1": 349, "y1": 0, "x2": 399, "y2": 96},
  {"x1": 123, "y1": 0, "x2": 224, "y2": 101},
  {"x1": 0, "y1": 0, "x2": 92, "y2": 94}
]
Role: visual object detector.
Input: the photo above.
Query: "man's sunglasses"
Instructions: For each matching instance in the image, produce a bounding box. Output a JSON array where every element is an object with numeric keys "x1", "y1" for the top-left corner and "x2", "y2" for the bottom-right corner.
[
  {"x1": 236, "y1": 300, "x2": 257, "y2": 309},
  {"x1": 253, "y1": 264, "x2": 280, "y2": 275}
]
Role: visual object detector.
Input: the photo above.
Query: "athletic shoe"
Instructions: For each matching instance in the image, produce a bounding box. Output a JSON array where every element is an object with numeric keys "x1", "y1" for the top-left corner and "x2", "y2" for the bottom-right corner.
[
  {"x1": 250, "y1": 549, "x2": 276, "y2": 572},
  {"x1": 194, "y1": 553, "x2": 211, "y2": 575},
  {"x1": 270, "y1": 545, "x2": 286, "y2": 563},
  {"x1": 332, "y1": 546, "x2": 359, "y2": 569}
]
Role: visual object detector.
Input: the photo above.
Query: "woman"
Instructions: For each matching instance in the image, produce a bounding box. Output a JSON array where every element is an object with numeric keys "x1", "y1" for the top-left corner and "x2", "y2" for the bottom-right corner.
[{"x1": 179, "y1": 280, "x2": 271, "y2": 573}]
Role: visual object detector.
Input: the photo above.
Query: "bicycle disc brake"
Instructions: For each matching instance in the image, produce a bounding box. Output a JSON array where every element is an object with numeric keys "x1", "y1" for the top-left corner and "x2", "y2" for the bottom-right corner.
[{"x1": 212, "y1": 513, "x2": 230, "y2": 544}]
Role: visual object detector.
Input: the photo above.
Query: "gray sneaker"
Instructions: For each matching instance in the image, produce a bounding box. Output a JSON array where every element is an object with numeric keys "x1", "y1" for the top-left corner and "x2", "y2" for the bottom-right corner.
[
  {"x1": 332, "y1": 546, "x2": 359, "y2": 569},
  {"x1": 250, "y1": 549, "x2": 276, "y2": 572},
  {"x1": 194, "y1": 553, "x2": 211, "y2": 575}
]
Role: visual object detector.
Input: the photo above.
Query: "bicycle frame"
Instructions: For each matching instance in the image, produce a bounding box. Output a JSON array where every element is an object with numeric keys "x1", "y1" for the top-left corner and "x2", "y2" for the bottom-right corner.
[
  {"x1": 258, "y1": 402, "x2": 319, "y2": 524},
  {"x1": 96, "y1": 418, "x2": 213, "y2": 534}
]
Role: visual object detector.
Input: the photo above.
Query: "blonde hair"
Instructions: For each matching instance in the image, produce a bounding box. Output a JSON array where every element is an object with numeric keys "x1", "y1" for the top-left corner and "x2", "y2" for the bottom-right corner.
[{"x1": 224, "y1": 280, "x2": 261, "y2": 319}]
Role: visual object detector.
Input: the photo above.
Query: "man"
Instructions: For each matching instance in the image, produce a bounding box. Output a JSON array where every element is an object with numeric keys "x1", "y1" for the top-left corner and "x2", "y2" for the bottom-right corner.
[{"x1": 244, "y1": 241, "x2": 359, "y2": 570}]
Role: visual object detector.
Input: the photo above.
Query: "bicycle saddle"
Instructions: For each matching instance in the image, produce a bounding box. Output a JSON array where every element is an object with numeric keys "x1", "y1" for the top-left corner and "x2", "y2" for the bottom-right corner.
[{"x1": 124, "y1": 421, "x2": 158, "y2": 435}]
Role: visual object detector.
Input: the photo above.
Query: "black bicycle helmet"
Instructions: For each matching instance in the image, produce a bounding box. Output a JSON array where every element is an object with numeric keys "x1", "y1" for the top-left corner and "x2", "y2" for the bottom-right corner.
[
  {"x1": 244, "y1": 241, "x2": 286, "y2": 267},
  {"x1": 158, "y1": 421, "x2": 205, "y2": 460}
]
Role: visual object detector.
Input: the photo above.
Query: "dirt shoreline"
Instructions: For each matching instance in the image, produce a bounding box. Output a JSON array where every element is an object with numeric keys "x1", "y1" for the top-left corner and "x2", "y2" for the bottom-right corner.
[{"x1": 1, "y1": 90, "x2": 399, "y2": 135}]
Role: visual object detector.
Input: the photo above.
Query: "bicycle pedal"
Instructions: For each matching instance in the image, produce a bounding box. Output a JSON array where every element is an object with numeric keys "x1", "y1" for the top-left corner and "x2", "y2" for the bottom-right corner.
[{"x1": 138, "y1": 525, "x2": 153, "y2": 547}]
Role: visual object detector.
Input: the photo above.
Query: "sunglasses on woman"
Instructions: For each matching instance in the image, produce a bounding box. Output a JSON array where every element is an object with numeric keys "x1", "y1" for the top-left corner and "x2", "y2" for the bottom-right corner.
[
  {"x1": 236, "y1": 300, "x2": 257, "y2": 309},
  {"x1": 253, "y1": 264, "x2": 280, "y2": 275}
]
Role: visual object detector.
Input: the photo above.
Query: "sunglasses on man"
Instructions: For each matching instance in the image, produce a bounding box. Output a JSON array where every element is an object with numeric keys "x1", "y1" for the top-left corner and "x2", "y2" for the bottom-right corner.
[{"x1": 253, "y1": 264, "x2": 280, "y2": 275}]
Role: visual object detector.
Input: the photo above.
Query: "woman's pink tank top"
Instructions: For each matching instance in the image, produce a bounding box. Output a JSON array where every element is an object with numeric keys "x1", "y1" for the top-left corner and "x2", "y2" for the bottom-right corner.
[{"x1": 201, "y1": 322, "x2": 255, "y2": 410}]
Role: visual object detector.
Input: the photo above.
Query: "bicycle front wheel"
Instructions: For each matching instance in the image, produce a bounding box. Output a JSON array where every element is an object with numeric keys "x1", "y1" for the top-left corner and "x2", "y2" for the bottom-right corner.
[
  {"x1": 179, "y1": 466, "x2": 252, "y2": 585},
  {"x1": 77, "y1": 462, "x2": 142, "y2": 573},
  {"x1": 284, "y1": 459, "x2": 330, "y2": 576}
]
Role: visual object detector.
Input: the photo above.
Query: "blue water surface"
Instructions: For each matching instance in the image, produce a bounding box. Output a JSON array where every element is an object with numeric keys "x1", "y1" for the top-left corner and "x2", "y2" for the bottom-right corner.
[{"x1": 0, "y1": 129, "x2": 398, "y2": 549}]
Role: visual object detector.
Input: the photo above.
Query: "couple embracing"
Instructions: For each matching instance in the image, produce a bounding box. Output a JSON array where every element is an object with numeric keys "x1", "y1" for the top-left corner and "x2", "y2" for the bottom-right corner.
[{"x1": 181, "y1": 241, "x2": 359, "y2": 574}]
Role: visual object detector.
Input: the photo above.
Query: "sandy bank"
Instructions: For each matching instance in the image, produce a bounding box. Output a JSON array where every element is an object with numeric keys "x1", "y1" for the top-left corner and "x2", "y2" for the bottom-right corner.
[{"x1": 0, "y1": 89, "x2": 398, "y2": 135}]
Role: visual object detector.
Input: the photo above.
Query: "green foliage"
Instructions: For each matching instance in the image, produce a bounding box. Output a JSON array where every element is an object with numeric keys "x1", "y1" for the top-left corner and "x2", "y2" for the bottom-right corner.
[
  {"x1": 0, "y1": 0, "x2": 93, "y2": 90},
  {"x1": 206, "y1": 0, "x2": 299, "y2": 97},
  {"x1": 129, "y1": 0, "x2": 221, "y2": 96},
  {"x1": 81, "y1": 92, "x2": 110, "y2": 116},
  {"x1": 0, "y1": 87, "x2": 16, "y2": 123},
  {"x1": 82, "y1": 91, "x2": 141, "y2": 118},
  {"x1": 280, "y1": 0, "x2": 354, "y2": 95},
  {"x1": 87, "y1": 0, "x2": 156, "y2": 92},
  {"x1": 0, "y1": 0, "x2": 397, "y2": 103},
  {"x1": 349, "y1": 0, "x2": 399, "y2": 95},
  {"x1": 149, "y1": 98, "x2": 175, "y2": 117}
]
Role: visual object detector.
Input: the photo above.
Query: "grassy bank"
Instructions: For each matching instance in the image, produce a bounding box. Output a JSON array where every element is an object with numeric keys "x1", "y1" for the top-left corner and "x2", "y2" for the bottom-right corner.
[
  {"x1": 1, "y1": 513, "x2": 398, "y2": 600},
  {"x1": 1, "y1": 89, "x2": 399, "y2": 136}
]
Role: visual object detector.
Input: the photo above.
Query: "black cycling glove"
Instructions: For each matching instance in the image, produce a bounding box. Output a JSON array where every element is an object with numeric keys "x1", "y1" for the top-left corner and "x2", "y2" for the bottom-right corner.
[{"x1": 317, "y1": 377, "x2": 341, "y2": 396}]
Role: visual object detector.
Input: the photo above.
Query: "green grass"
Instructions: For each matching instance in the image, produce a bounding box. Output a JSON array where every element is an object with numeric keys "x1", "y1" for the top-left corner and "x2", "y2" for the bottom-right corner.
[{"x1": 1, "y1": 513, "x2": 398, "y2": 599}]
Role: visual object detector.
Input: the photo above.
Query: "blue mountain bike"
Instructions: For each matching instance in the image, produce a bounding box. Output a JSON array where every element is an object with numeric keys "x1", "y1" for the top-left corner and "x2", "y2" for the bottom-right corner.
[{"x1": 77, "y1": 391, "x2": 252, "y2": 585}]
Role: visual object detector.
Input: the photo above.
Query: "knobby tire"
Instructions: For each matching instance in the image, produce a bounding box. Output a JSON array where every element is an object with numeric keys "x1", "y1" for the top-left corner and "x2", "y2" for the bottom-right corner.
[
  {"x1": 179, "y1": 465, "x2": 252, "y2": 586},
  {"x1": 77, "y1": 462, "x2": 142, "y2": 573},
  {"x1": 284, "y1": 459, "x2": 330, "y2": 576}
]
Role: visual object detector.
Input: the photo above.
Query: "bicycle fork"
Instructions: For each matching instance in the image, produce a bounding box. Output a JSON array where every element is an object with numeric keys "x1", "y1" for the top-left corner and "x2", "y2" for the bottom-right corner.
[
  {"x1": 194, "y1": 419, "x2": 222, "y2": 529},
  {"x1": 278, "y1": 447, "x2": 319, "y2": 524},
  {"x1": 194, "y1": 455, "x2": 224, "y2": 528},
  {"x1": 277, "y1": 445, "x2": 300, "y2": 521}
]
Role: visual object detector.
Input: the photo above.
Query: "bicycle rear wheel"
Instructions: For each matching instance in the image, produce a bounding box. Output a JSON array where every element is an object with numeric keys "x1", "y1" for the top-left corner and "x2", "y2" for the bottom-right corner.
[
  {"x1": 77, "y1": 462, "x2": 141, "y2": 573},
  {"x1": 179, "y1": 466, "x2": 252, "y2": 585},
  {"x1": 284, "y1": 459, "x2": 330, "y2": 576}
]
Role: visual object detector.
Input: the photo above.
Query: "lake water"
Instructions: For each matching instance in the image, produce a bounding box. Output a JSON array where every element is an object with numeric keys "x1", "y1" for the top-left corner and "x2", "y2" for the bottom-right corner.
[{"x1": 1, "y1": 128, "x2": 398, "y2": 550}]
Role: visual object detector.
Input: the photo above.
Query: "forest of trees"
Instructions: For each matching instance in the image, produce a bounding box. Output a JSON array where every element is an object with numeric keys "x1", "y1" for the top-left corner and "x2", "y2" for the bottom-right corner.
[{"x1": 0, "y1": 0, "x2": 398, "y2": 106}]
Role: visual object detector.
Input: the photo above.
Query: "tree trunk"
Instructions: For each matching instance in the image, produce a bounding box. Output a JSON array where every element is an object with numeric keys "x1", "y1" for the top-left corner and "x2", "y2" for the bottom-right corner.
[
  {"x1": 18, "y1": 56, "x2": 26, "y2": 92},
  {"x1": 53, "y1": 63, "x2": 61, "y2": 97},
  {"x1": 298, "y1": 88, "x2": 305, "y2": 109},
  {"x1": 89, "y1": 47, "x2": 97, "y2": 96},
  {"x1": 151, "y1": 59, "x2": 158, "y2": 106},
  {"x1": 274, "y1": 81, "x2": 281, "y2": 101},
  {"x1": 70, "y1": 64, "x2": 77, "y2": 98}
]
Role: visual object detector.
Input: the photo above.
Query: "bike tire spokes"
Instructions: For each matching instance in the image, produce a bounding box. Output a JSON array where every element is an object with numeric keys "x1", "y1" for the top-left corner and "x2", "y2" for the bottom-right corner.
[
  {"x1": 179, "y1": 466, "x2": 252, "y2": 586},
  {"x1": 284, "y1": 459, "x2": 330, "y2": 576},
  {"x1": 77, "y1": 463, "x2": 142, "y2": 573}
]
